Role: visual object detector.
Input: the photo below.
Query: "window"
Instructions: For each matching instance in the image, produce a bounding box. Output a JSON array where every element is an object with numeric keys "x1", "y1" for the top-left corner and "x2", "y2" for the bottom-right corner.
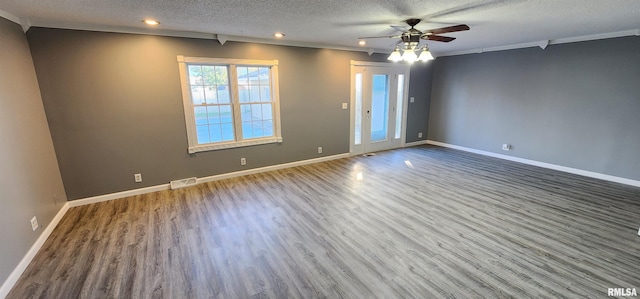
[{"x1": 177, "y1": 56, "x2": 282, "y2": 153}]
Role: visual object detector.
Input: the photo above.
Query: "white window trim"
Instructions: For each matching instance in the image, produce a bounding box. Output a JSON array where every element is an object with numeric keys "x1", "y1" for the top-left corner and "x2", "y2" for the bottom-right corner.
[{"x1": 177, "y1": 55, "x2": 283, "y2": 153}]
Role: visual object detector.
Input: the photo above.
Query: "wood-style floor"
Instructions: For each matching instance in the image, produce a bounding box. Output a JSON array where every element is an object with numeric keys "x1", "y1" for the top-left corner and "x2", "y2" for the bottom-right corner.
[{"x1": 8, "y1": 145, "x2": 640, "y2": 298}]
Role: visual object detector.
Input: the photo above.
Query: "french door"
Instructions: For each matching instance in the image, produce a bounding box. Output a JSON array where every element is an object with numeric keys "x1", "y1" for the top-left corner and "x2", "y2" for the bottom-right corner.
[{"x1": 350, "y1": 62, "x2": 409, "y2": 155}]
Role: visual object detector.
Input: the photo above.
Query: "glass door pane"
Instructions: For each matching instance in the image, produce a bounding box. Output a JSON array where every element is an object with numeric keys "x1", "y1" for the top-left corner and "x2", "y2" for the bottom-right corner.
[
  {"x1": 370, "y1": 74, "x2": 389, "y2": 142},
  {"x1": 354, "y1": 73, "x2": 363, "y2": 145},
  {"x1": 395, "y1": 74, "x2": 404, "y2": 139}
]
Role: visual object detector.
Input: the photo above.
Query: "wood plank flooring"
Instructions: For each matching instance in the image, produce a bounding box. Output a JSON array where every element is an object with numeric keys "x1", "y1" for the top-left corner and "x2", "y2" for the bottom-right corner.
[{"x1": 8, "y1": 145, "x2": 640, "y2": 298}]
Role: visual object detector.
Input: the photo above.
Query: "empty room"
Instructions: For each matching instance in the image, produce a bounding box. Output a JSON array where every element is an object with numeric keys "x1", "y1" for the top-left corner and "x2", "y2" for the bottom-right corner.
[{"x1": 1, "y1": 0, "x2": 639, "y2": 298}]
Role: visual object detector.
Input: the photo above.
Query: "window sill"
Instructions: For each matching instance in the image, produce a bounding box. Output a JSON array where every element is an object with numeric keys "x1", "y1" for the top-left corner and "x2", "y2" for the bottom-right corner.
[{"x1": 188, "y1": 137, "x2": 283, "y2": 153}]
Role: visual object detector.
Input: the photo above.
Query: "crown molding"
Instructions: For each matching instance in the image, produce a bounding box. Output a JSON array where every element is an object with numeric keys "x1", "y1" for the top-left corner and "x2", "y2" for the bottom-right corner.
[
  {"x1": 548, "y1": 29, "x2": 639, "y2": 45},
  {"x1": 437, "y1": 29, "x2": 640, "y2": 57},
  {"x1": 25, "y1": 19, "x2": 218, "y2": 40},
  {"x1": 0, "y1": 8, "x2": 20, "y2": 25}
]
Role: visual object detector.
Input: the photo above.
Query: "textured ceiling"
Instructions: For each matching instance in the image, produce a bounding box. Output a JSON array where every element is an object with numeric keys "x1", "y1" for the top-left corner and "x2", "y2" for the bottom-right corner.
[{"x1": 1, "y1": 0, "x2": 639, "y2": 55}]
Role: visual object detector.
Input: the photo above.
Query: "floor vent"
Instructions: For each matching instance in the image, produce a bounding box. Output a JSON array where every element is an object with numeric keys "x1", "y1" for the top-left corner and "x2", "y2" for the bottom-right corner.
[{"x1": 170, "y1": 177, "x2": 198, "y2": 190}]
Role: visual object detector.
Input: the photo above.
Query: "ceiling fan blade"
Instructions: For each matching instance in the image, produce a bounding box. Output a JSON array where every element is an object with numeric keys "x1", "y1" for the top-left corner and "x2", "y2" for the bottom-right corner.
[
  {"x1": 424, "y1": 35, "x2": 456, "y2": 42},
  {"x1": 390, "y1": 25, "x2": 409, "y2": 33},
  {"x1": 358, "y1": 35, "x2": 401, "y2": 39},
  {"x1": 426, "y1": 24, "x2": 470, "y2": 34}
]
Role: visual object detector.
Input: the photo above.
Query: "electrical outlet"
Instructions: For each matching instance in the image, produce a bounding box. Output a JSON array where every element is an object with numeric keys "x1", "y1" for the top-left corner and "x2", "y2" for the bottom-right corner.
[
  {"x1": 418, "y1": 132, "x2": 423, "y2": 138},
  {"x1": 318, "y1": 147, "x2": 323, "y2": 154},
  {"x1": 241, "y1": 158, "x2": 247, "y2": 165},
  {"x1": 410, "y1": 97, "x2": 415, "y2": 103},
  {"x1": 30, "y1": 216, "x2": 38, "y2": 231},
  {"x1": 134, "y1": 173, "x2": 142, "y2": 183},
  {"x1": 502, "y1": 144, "x2": 512, "y2": 151},
  {"x1": 342, "y1": 103, "x2": 348, "y2": 110}
]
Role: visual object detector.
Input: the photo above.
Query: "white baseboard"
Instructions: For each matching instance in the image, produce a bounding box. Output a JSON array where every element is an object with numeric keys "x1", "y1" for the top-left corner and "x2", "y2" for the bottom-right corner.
[
  {"x1": 403, "y1": 140, "x2": 430, "y2": 147},
  {"x1": 427, "y1": 140, "x2": 640, "y2": 188},
  {"x1": 67, "y1": 184, "x2": 170, "y2": 208},
  {"x1": 0, "y1": 202, "x2": 70, "y2": 298},
  {"x1": 69, "y1": 153, "x2": 351, "y2": 208}
]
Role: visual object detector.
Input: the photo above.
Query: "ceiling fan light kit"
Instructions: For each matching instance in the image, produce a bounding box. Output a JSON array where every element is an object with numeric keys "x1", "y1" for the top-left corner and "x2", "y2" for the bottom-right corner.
[
  {"x1": 361, "y1": 18, "x2": 469, "y2": 63},
  {"x1": 400, "y1": 48, "x2": 418, "y2": 62},
  {"x1": 417, "y1": 47, "x2": 434, "y2": 61},
  {"x1": 388, "y1": 47, "x2": 402, "y2": 62},
  {"x1": 388, "y1": 43, "x2": 434, "y2": 63}
]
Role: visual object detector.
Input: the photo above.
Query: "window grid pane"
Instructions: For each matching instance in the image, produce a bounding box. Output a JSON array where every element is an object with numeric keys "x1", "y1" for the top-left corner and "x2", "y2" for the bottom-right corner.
[
  {"x1": 209, "y1": 124, "x2": 222, "y2": 142},
  {"x1": 204, "y1": 86, "x2": 217, "y2": 104},
  {"x1": 191, "y1": 86, "x2": 205, "y2": 105},
  {"x1": 207, "y1": 106, "x2": 221, "y2": 124},
  {"x1": 188, "y1": 65, "x2": 203, "y2": 85},
  {"x1": 202, "y1": 66, "x2": 215, "y2": 85},
  {"x1": 194, "y1": 106, "x2": 207, "y2": 126},
  {"x1": 196, "y1": 125, "x2": 210, "y2": 144}
]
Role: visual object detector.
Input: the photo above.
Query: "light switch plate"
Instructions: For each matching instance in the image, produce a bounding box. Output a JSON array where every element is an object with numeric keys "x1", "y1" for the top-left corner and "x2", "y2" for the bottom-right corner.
[
  {"x1": 342, "y1": 103, "x2": 348, "y2": 109},
  {"x1": 410, "y1": 97, "x2": 415, "y2": 103}
]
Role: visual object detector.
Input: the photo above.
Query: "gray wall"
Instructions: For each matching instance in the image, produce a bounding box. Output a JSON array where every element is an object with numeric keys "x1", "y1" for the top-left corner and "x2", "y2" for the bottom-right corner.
[
  {"x1": 27, "y1": 28, "x2": 432, "y2": 200},
  {"x1": 406, "y1": 63, "x2": 434, "y2": 143},
  {"x1": 429, "y1": 36, "x2": 640, "y2": 181},
  {"x1": 0, "y1": 18, "x2": 67, "y2": 285}
]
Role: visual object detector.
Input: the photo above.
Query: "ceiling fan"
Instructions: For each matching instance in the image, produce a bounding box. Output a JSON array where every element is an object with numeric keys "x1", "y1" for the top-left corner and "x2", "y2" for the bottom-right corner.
[{"x1": 359, "y1": 18, "x2": 470, "y2": 62}]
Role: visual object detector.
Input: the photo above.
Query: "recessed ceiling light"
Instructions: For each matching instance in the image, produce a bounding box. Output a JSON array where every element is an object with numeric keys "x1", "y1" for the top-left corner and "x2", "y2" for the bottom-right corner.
[
  {"x1": 143, "y1": 19, "x2": 160, "y2": 26},
  {"x1": 274, "y1": 32, "x2": 285, "y2": 38},
  {"x1": 358, "y1": 40, "x2": 367, "y2": 46}
]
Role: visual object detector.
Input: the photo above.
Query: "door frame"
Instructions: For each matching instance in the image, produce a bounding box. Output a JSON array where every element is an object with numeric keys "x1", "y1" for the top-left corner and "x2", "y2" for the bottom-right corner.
[{"x1": 349, "y1": 60, "x2": 410, "y2": 155}]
